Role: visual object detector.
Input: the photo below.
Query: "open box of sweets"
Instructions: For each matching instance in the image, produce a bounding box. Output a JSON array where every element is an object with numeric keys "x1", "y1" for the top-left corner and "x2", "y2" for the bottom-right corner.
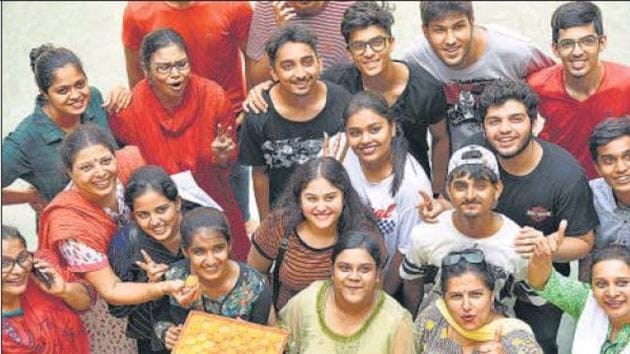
[{"x1": 173, "y1": 310, "x2": 289, "y2": 354}]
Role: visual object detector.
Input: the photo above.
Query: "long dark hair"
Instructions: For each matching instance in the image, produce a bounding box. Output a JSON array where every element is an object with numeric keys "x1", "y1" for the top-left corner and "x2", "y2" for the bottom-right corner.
[
  {"x1": 343, "y1": 91, "x2": 409, "y2": 196},
  {"x1": 60, "y1": 124, "x2": 117, "y2": 171},
  {"x1": 275, "y1": 157, "x2": 379, "y2": 238},
  {"x1": 124, "y1": 165, "x2": 179, "y2": 210}
]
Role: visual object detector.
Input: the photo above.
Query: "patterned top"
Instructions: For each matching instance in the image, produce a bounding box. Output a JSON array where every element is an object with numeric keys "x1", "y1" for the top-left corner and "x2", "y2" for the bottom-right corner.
[
  {"x1": 251, "y1": 212, "x2": 336, "y2": 310},
  {"x1": 155, "y1": 260, "x2": 272, "y2": 343},
  {"x1": 57, "y1": 180, "x2": 129, "y2": 273},
  {"x1": 539, "y1": 270, "x2": 630, "y2": 354},
  {"x1": 416, "y1": 301, "x2": 542, "y2": 353}
]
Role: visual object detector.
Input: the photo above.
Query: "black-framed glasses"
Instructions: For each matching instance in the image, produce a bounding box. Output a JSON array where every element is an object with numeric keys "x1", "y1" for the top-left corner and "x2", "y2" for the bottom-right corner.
[
  {"x1": 1, "y1": 251, "x2": 33, "y2": 274},
  {"x1": 348, "y1": 36, "x2": 390, "y2": 56},
  {"x1": 442, "y1": 249, "x2": 485, "y2": 267},
  {"x1": 154, "y1": 59, "x2": 190, "y2": 75},
  {"x1": 555, "y1": 35, "x2": 601, "y2": 53}
]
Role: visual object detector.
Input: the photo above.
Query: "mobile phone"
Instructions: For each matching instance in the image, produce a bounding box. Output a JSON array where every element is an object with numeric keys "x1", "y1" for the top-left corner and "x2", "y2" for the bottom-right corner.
[{"x1": 32, "y1": 268, "x2": 53, "y2": 289}]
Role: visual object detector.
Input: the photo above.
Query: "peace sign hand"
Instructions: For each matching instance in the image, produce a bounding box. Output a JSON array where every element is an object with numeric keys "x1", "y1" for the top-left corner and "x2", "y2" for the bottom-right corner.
[
  {"x1": 322, "y1": 132, "x2": 346, "y2": 161},
  {"x1": 476, "y1": 326, "x2": 506, "y2": 354},
  {"x1": 415, "y1": 190, "x2": 446, "y2": 223},
  {"x1": 136, "y1": 249, "x2": 169, "y2": 283},
  {"x1": 211, "y1": 123, "x2": 236, "y2": 166}
]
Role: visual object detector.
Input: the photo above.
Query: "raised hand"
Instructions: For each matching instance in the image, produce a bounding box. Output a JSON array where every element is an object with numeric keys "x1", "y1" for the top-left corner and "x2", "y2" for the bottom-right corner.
[
  {"x1": 272, "y1": 1, "x2": 297, "y2": 26},
  {"x1": 102, "y1": 85, "x2": 132, "y2": 114},
  {"x1": 31, "y1": 258, "x2": 66, "y2": 296},
  {"x1": 321, "y1": 132, "x2": 343, "y2": 160},
  {"x1": 476, "y1": 326, "x2": 506, "y2": 354},
  {"x1": 136, "y1": 249, "x2": 169, "y2": 282},
  {"x1": 211, "y1": 123, "x2": 236, "y2": 165},
  {"x1": 515, "y1": 220, "x2": 567, "y2": 259},
  {"x1": 164, "y1": 324, "x2": 183, "y2": 350},
  {"x1": 415, "y1": 190, "x2": 444, "y2": 223},
  {"x1": 242, "y1": 80, "x2": 274, "y2": 114}
]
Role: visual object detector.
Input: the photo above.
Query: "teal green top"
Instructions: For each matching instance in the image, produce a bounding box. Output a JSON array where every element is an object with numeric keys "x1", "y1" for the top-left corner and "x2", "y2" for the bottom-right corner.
[
  {"x1": 538, "y1": 270, "x2": 630, "y2": 354},
  {"x1": 2, "y1": 87, "x2": 115, "y2": 201}
]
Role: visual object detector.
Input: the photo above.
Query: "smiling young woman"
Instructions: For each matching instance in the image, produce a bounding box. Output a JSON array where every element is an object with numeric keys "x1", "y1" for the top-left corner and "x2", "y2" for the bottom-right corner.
[
  {"x1": 107, "y1": 165, "x2": 187, "y2": 353},
  {"x1": 2, "y1": 44, "x2": 130, "y2": 214},
  {"x1": 109, "y1": 28, "x2": 250, "y2": 262},
  {"x1": 342, "y1": 91, "x2": 432, "y2": 298},
  {"x1": 154, "y1": 207, "x2": 274, "y2": 351},
  {"x1": 279, "y1": 230, "x2": 415, "y2": 353},
  {"x1": 246, "y1": 157, "x2": 382, "y2": 310}
]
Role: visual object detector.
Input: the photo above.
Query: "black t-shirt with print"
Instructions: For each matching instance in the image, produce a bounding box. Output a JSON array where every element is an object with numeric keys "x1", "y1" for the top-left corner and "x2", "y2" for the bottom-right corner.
[
  {"x1": 322, "y1": 61, "x2": 447, "y2": 178},
  {"x1": 466, "y1": 135, "x2": 600, "y2": 275},
  {"x1": 238, "y1": 81, "x2": 350, "y2": 206}
]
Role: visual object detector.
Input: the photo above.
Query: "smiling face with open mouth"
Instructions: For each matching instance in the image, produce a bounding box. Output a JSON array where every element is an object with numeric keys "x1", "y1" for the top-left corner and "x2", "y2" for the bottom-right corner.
[
  {"x1": 2, "y1": 238, "x2": 33, "y2": 299},
  {"x1": 43, "y1": 63, "x2": 90, "y2": 120},
  {"x1": 483, "y1": 99, "x2": 534, "y2": 160},
  {"x1": 132, "y1": 189, "x2": 182, "y2": 244},
  {"x1": 592, "y1": 259, "x2": 630, "y2": 323},
  {"x1": 595, "y1": 135, "x2": 630, "y2": 197},
  {"x1": 184, "y1": 228, "x2": 232, "y2": 284},
  {"x1": 423, "y1": 13, "x2": 475, "y2": 69},
  {"x1": 553, "y1": 23, "x2": 605, "y2": 80},
  {"x1": 300, "y1": 176, "x2": 344, "y2": 233},
  {"x1": 148, "y1": 44, "x2": 191, "y2": 105},
  {"x1": 68, "y1": 144, "x2": 118, "y2": 204}
]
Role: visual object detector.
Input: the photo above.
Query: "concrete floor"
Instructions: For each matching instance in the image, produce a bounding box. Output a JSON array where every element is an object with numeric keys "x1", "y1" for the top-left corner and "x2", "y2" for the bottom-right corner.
[{"x1": 2, "y1": 2, "x2": 629, "y2": 352}]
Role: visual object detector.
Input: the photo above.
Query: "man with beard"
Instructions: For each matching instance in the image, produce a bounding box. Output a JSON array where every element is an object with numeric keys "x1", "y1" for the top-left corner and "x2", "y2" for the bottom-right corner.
[
  {"x1": 238, "y1": 24, "x2": 351, "y2": 219},
  {"x1": 467, "y1": 80, "x2": 598, "y2": 353},
  {"x1": 400, "y1": 144, "x2": 531, "y2": 319},
  {"x1": 528, "y1": 1, "x2": 630, "y2": 180},
  {"x1": 404, "y1": 1, "x2": 555, "y2": 151}
]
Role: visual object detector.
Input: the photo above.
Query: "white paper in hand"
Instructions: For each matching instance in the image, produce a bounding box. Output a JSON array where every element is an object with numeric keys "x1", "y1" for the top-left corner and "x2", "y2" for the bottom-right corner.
[{"x1": 170, "y1": 170, "x2": 223, "y2": 211}]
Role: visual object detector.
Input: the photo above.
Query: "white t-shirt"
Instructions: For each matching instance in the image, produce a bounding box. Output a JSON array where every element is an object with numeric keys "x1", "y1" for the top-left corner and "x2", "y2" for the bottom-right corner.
[
  {"x1": 344, "y1": 150, "x2": 432, "y2": 269},
  {"x1": 399, "y1": 209, "x2": 529, "y2": 307}
]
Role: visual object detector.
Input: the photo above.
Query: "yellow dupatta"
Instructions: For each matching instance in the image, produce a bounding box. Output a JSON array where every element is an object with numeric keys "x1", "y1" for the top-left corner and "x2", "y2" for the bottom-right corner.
[{"x1": 436, "y1": 298, "x2": 534, "y2": 342}]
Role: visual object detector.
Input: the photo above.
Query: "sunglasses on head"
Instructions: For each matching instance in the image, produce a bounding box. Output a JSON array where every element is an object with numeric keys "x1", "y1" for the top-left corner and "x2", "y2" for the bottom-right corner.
[{"x1": 442, "y1": 249, "x2": 485, "y2": 267}]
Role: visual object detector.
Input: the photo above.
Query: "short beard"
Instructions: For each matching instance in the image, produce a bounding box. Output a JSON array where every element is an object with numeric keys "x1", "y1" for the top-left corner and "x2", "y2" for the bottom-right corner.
[{"x1": 493, "y1": 132, "x2": 533, "y2": 160}]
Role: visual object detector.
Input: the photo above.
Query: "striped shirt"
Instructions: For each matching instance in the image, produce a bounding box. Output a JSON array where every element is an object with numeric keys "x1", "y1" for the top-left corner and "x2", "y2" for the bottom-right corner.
[
  {"x1": 252, "y1": 211, "x2": 335, "y2": 310},
  {"x1": 245, "y1": 1, "x2": 355, "y2": 70}
]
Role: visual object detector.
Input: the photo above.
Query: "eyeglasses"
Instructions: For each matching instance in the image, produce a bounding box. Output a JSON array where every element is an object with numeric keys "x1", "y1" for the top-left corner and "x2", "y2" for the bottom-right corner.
[
  {"x1": 154, "y1": 59, "x2": 190, "y2": 75},
  {"x1": 1, "y1": 251, "x2": 33, "y2": 274},
  {"x1": 348, "y1": 36, "x2": 390, "y2": 56},
  {"x1": 442, "y1": 249, "x2": 485, "y2": 267},
  {"x1": 556, "y1": 35, "x2": 601, "y2": 54}
]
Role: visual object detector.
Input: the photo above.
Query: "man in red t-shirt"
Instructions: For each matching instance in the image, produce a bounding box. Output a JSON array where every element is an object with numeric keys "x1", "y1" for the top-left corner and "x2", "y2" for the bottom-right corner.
[
  {"x1": 122, "y1": 1, "x2": 254, "y2": 228},
  {"x1": 528, "y1": 1, "x2": 630, "y2": 179}
]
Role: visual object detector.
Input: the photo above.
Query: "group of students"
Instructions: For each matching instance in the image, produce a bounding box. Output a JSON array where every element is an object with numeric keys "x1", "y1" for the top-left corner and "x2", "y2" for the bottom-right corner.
[{"x1": 2, "y1": 1, "x2": 630, "y2": 353}]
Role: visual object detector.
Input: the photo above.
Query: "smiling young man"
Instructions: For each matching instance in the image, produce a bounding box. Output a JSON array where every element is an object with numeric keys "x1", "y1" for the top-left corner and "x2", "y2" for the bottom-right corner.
[
  {"x1": 400, "y1": 144, "x2": 528, "y2": 319},
  {"x1": 470, "y1": 80, "x2": 599, "y2": 353},
  {"x1": 404, "y1": 1, "x2": 554, "y2": 151},
  {"x1": 321, "y1": 1, "x2": 449, "y2": 193},
  {"x1": 528, "y1": 1, "x2": 630, "y2": 180},
  {"x1": 580, "y1": 117, "x2": 630, "y2": 279},
  {"x1": 238, "y1": 24, "x2": 351, "y2": 219}
]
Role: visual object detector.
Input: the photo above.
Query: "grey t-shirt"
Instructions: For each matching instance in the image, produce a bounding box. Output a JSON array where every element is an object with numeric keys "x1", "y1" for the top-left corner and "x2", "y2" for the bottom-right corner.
[{"x1": 404, "y1": 25, "x2": 554, "y2": 150}]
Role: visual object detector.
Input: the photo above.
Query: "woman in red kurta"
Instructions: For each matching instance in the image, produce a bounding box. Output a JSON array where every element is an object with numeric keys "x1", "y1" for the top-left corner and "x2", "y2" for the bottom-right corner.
[
  {"x1": 38, "y1": 125, "x2": 185, "y2": 354},
  {"x1": 110, "y1": 28, "x2": 250, "y2": 261}
]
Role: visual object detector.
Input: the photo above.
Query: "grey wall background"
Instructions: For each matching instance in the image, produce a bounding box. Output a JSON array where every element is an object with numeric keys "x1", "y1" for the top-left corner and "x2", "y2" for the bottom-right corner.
[{"x1": 2, "y1": 0, "x2": 629, "y2": 242}]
